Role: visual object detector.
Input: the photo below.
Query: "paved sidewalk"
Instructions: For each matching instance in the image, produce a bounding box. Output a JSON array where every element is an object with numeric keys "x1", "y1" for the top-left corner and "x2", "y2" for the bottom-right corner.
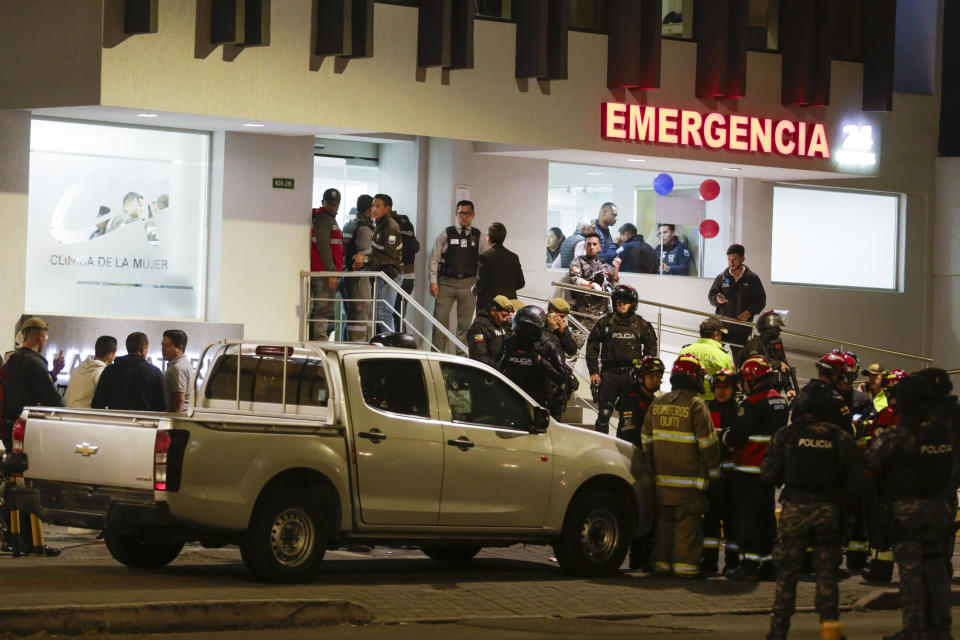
[{"x1": 0, "y1": 527, "x2": 904, "y2": 631}]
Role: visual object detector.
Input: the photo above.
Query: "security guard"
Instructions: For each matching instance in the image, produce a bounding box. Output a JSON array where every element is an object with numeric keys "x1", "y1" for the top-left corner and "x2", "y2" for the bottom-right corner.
[
  {"x1": 496, "y1": 306, "x2": 567, "y2": 407},
  {"x1": 567, "y1": 232, "x2": 620, "y2": 340},
  {"x1": 738, "y1": 311, "x2": 797, "y2": 397},
  {"x1": 723, "y1": 355, "x2": 789, "y2": 581},
  {"x1": 866, "y1": 376, "x2": 954, "y2": 640},
  {"x1": 762, "y1": 380, "x2": 863, "y2": 640},
  {"x1": 466, "y1": 295, "x2": 511, "y2": 367},
  {"x1": 586, "y1": 284, "x2": 658, "y2": 434},
  {"x1": 640, "y1": 354, "x2": 720, "y2": 578},
  {"x1": 680, "y1": 316, "x2": 734, "y2": 401},
  {"x1": 702, "y1": 368, "x2": 740, "y2": 575}
]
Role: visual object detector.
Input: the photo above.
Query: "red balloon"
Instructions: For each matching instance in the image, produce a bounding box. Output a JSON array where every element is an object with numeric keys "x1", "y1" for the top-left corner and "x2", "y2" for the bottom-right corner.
[
  {"x1": 700, "y1": 179, "x2": 721, "y2": 201},
  {"x1": 700, "y1": 219, "x2": 720, "y2": 239}
]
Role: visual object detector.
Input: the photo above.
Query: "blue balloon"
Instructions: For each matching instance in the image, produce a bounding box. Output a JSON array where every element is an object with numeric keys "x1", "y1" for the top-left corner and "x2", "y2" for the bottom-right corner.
[{"x1": 653, "y1": 173, "x2": 674, "y2": 196}]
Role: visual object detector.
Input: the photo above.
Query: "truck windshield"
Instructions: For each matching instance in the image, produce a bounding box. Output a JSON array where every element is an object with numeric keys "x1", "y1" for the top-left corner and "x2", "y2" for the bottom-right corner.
[{"x1": 204, "y1": 354, "x2": 328, "y2": 407}]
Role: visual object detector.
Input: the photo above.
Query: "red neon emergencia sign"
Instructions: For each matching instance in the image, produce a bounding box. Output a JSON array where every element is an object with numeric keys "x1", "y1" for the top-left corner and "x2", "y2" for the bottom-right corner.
[{"x1": 601, "y1": 102, "x2": 830, "y2": 159}]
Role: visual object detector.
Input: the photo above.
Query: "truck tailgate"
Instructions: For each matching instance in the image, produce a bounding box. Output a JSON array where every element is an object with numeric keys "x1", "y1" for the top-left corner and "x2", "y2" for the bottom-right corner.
[{"x1": 22, "y1": 412, "x2": 160, "y2": 491}]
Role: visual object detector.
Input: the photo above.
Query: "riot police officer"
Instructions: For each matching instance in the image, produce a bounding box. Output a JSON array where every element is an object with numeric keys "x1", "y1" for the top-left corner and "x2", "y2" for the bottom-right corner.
[
  {"x1": 738, "y1": 311, "x2": 797, "y2": 398},
  {"x1": 762, "y1": 380, "x2": 863, "y2": 640},
  {"x1": 586, "y1": 285, "x2": 658, "y2": 434},
  {"x1": 866, "y1": 376, "x2": 954, "y2": 640},
  {"x1": 467, "y1": 295, "x2": 511, "y2": 367},
  {"x1": 496, "y1": 306, "x2": 567, "y2": 407},
  {"x1": 790, "y1": 353, "x2": 852, "y2": 433}
]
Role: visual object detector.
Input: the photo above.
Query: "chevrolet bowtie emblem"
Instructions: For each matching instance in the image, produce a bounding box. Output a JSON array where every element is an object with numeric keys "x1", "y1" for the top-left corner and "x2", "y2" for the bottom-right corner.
[{"x1": 75, "y1": 443, "x2": 99, "y2": 456}]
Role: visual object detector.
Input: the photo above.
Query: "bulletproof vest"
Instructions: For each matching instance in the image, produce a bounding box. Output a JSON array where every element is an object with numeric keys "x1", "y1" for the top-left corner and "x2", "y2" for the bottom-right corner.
[
  {"x1": 501, "y1": 342, "x2": 546, "y2": 403},
  {"x1": 342, "y1": 215, "x2": 373, "y2": 270},
  {"x1": 784, "y1": 422, "x2": 842, "y2": 493},
  {"x1": 558, "y1": 233, "x2": 583, "y2": 269},
  {"x1": 885, "y1": 420, "x2": 953, "y2": 497},
  {"x1": 439, "y1": 226, "x2": 480, "y2": 277},
  {"x1": 396, "y1": 215, "x2": 418, "y2": 266},
  {"x1": 599, "y1": 316, "x2": 644, "y2": 366}
]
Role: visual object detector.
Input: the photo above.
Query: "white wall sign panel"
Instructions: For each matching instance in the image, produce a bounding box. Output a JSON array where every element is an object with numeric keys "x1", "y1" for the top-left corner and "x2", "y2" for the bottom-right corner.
[{"x1": 26, "y1": 120, "x2": 209, "y2": 319}]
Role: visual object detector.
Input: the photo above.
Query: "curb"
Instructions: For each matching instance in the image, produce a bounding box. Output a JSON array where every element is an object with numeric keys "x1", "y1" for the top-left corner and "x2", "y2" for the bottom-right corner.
[{"x1": 0, "y1": 599, "x2": 373, "y2": 636}]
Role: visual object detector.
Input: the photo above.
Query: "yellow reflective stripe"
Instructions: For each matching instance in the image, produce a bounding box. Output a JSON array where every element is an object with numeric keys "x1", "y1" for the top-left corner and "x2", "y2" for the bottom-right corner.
[
  {"x1": 656, "y1": 475, "x2": 709, "y2": 490},
  {"x1": 673, "y1": 563, "x2": 700, "y2": 574},
  {"x1": 654, "y1": 561, "x2": 672, "y2": 572},
  {"x1": 846, "y1": 542, "x2": 868, "y2": 551},
  {"x1": 708, "y1": 467, "x2": 721, "y2": 479},
  {"x1": 875, "y1": 551, "x2": 894, "y2": 561},
  {"x1": 653, "y1": 429, "x2": 696, "y2": 443},
  {"x1": 734, "y1": 465, "x2": 761, "y2": 474},
  {"x1": 725, "y1": 542, "x2": 739, "y2": 551},
  {"x1": 641, "y1": 434, "x2": 654, "y2": 443},
  {"x1": 720, "y1": 461, "x2": 735, "y2": 469},
  {"x1": 747, "y1": 435, "x2": 772, "y2": 442},
  {"x1": 698, "y1": 433, "x2": 718, "y2": 449},
  {"x1": 741, "y1": 552, "x2": 763, "y2": 562},
  {"x1": 703, "y1": 538, "x2": 720, "y2": 548}
]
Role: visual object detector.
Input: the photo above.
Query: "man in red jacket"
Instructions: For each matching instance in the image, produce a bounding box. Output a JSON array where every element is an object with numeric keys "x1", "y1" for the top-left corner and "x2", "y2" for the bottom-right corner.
[{"x1": 310, "y1": 188, "x2": 343, "y2": 340}]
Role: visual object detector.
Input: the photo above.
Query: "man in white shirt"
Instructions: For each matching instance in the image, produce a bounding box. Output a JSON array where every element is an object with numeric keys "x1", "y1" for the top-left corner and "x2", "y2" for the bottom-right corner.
[{"x1": 63, "y1": 335, "x2": 117, "y2": 408}]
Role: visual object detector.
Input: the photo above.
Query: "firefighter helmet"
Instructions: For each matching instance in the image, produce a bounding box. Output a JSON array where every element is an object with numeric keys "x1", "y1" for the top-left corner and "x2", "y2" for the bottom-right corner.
[
  {"x1": 816, "y1": 352, "x2": 848, "y2": 378},
  {"x1": 671, "y1": 353, "x2": 705, "y2": 387},
  {"x1": 882, "y1": 368, "x2": 908, "y2": 388},
  {"x1": 712, "y1": 368, "x2": 739, "y2": 388},
  {"x1": 631, "y1": 355, "x2": 666, "y2": 381},
  {"x1": 740, "y1": 355, "x2": 773, "y2": 385}
]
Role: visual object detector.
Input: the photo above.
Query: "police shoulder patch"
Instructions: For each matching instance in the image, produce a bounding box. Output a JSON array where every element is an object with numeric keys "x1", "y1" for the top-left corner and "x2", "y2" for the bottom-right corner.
[
  {"x1": 683, "y1": 249, "x2": 690, "y2": 257},
  {"x1": 388, "y1": 235, "x2": 397, "y2": 244},
  {"x1": 570, "y1": 265, "x2": 581, "y2": 274},
  {"x1": 473, "y1": 334, "x2": 484, "y2": 341}
]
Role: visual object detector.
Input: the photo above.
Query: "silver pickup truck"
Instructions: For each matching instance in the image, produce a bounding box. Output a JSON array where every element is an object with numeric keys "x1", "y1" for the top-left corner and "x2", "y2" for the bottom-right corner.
[{"x1": 18, "y1": 341, "x2": 651, "y2": 582}]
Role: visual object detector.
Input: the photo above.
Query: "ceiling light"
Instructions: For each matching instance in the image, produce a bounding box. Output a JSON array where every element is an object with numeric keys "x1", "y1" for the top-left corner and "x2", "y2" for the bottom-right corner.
[
  {"x1": 722, "y1": 167, "x2": 742, "y2": 172},
  {"x1": 626, "y1": 158, "x2": 646, "y2": 162},
  {"x1": 586, "y1": 171, "x2": 603, "y2": 176},
  {"x1": 136, "y1": 113, "x2": 159, "y2": 118},
  {"x1": 243, "y1": 123, "x2": 265, "y2": 128}
]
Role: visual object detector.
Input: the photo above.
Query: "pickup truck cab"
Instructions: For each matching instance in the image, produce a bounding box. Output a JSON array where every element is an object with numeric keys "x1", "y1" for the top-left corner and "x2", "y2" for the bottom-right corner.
[{"x1": 19, "y1": 341, "x2": 651, "y2": 582}]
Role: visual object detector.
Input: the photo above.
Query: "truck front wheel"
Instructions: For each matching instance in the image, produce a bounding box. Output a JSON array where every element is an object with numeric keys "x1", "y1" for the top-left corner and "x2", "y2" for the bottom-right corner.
[
  {"x1": 554, "y1": 489, "x2": 629, "y2": 576},
  {"x1": 240, "y1": 488, "x2": 328, "y2": 583},
  {"x1": 104, "y1": 528, "x2": 184, "y2": 569}
]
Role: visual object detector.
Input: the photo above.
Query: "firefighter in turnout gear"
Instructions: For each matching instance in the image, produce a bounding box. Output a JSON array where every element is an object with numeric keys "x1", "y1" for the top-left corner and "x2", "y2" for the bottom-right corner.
[
  {"x1": 866, "y1": 376, "x2": 955, "y2": 640},
  {"x1": 702, "y1": 368, "x2": 740, "y2": 575},
  {"x1": 587, "y1": 284, "x2": 658, "y2": 434},
  {"x1": 641, "y1": 354, "x2": 720, "y2": 578},
  {"x1": 723, "y1": 355, "x2": 789, "y2": 581},
  {"x1": 617, "y1": 355, "x2": 665, "y2": 571},
  {"x1": 762, "y1": 379, "x2": 863, "y2": 640},
  {"x1": 496, "y1": 306, "x2": 567, "y2": 407},
  {"x1": 737, "y1": 311, "x2": 797, "y2": 398}
]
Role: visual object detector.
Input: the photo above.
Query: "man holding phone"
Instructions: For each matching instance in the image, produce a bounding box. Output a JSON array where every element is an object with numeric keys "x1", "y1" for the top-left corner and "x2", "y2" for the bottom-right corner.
[{"x1": 708, "y1": 244, "x2": 766, "y2": 359}]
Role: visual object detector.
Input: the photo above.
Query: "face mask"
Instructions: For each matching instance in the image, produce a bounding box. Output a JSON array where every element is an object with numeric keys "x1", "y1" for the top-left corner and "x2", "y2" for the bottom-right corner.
[{"x1": 761, "y1": 328, "x2": 780, "y2": 341}]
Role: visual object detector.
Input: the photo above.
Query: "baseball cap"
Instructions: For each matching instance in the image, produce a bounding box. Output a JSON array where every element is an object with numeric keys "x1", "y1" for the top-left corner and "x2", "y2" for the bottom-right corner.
[
  {"x1": 322, "y1": 188, "x2": 341, "y2": 204},
  {"x1": 491, "y1": 295, "x2": 512, "y2": 312},
  {"x1": 700, "y1": 316, "x2": 728, "y2": 335},
  {"x1": 20, "y1": 317, "x2": 50, "y2": 332},
  {"x1": 548, "y1": 297, "x2": 571, "y2": 314},
  {"x1": 861, "y1": 363, "x2": 885, "y2": 377},
  {"x1": 509, "y1": 299, "x2": 525, "y2": 312}
]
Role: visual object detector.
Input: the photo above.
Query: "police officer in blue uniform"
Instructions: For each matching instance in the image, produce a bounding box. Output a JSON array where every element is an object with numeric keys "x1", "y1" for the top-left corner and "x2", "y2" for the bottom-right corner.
[{"x1": 655, "y1": 223, "x2": 691, "y2": 276}]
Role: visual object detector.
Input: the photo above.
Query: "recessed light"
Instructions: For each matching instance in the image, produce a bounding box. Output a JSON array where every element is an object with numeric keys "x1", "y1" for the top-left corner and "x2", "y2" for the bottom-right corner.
[
  {"x1": 243, "y1": 123, "x2": 265, "y2": 128},
  {"x1": 136, "y1": 113, "x2": 159, "y2": 118},
  {"x1": 586, "y1": 171, "x2": 603, "y2": 176},
  {"x1": 626, "y1": 158, "x2": 646, "y2": 162},
  {"x1": 722, "y1": 167, "x2": 742, "y2": 172}
]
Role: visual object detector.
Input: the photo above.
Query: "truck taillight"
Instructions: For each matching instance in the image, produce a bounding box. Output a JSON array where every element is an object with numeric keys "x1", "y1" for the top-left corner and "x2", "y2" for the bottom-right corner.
[
  {"x1": 154, "y1": 429, "x2": 189, "y2": 492},
  {"x1": 11, "y1": 418, "x2": 26, "y2": 453}
]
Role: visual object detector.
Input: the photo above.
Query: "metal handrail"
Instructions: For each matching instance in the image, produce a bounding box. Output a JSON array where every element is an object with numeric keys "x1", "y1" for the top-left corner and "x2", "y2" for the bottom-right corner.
[
  {"x1": 300, "y1": 271, "x2": 468, "y2": 355},
  {"x1": 550, "y1": 281, "x2": 933, "y2": 365}
]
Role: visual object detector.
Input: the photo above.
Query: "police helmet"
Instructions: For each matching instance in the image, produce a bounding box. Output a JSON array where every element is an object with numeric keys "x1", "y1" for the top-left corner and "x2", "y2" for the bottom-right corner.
[
  {"x1": 512, "y1": 305, "x2": 546, "y2": 344},
  {"x1": 369, "y1": 332, "x2": 418, "y2": 349},
  {"x1": 611, "y1": 284, "x2": 639, "y2": 316},
  {"x1": 712, "y1": 367, "x2": 739, "y2": 388},
  {"x1": 886, "y1": 375, "x2": 931, "y2": 412},
  {"x1": 671, "y1": 353, "x2": 705, "y2": 388},
  {"x1": 882, "y1": 368, "x2": 907, "y2": 388},
  {"x1": 756, "y1": 311, "x2": 785, "y2": 331},
  {"x1": 740, "y1": 355, "x2": 773, "y2": 385},
  {"x1": 630, "y1": 355, "x2": 666, "y2": 381},
  {"x1": 797, "y1": 379, "x2": 843, "y2": 422},
  {"x1": 816, "y1": 352, "x2": 848, "y2": 380},
  {"x1": 913, "y1": 367, "x2": 953, "y2": 400}
]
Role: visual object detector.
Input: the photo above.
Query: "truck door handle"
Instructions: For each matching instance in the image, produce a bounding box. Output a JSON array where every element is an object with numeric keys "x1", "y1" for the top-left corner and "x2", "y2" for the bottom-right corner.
[
  {"x1": 447, "y1": 437, "x2": 474, "y2": 449},
  {"x1": 358, "y1": 430, "x2": 387, "y2": 442}
]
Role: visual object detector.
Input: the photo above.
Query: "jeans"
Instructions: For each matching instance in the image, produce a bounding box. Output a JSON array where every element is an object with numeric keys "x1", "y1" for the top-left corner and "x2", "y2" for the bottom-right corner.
[{"x1": 375, "y1": 271, "x2": 404, "y2": 334}]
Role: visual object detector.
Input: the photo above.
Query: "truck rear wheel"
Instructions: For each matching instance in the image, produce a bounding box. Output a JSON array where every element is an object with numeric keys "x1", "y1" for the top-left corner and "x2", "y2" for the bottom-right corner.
[
  {"x1": 240, "y1": 488, "x2": 328, "y2": 583},
  {"x1": 555, "y1": 489, "x2": 629, "y2": 576},
  {"x1": 104, "y1": 528, "x2": 184, "y2": 569},
  {"x1": 420, "y1": 545, "x2": 482, "y2": 563}
]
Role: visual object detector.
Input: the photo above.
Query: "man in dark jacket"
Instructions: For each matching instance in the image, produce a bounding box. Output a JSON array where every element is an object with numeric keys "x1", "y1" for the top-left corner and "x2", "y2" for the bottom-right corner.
[
  {"x1": 467, "y1": 295, "x2": 511, "y2": 367},
  {"x1": 708, "y1": 243, "x2": 767, "y2": 357},
  {"x1": 602, "y1": 223, "x2": 658, "y2": 273},
  {"x1": 92, "y1": 332, "x2": 165, "y2": 411},
  {"x1": 473, "y1": 222, "x2": 525, "y2": 310},
  {"x1": 496, "y1": 306, "x2": 567, "y2": 407},
  {"x1": 3, "y1": 317, "x2": 64, "y2": 450},
  {"x1": 655, "y1": 224, "x2": 692, "y2": 276},
  {"x1": 391, "y1": 210, "x2": 420, "y2": 332}
]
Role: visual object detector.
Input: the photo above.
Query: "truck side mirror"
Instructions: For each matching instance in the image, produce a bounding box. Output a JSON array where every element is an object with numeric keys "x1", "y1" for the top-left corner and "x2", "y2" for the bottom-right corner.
[{"x1": 532, "y1": 406, "x2": 550, "y2": 433}]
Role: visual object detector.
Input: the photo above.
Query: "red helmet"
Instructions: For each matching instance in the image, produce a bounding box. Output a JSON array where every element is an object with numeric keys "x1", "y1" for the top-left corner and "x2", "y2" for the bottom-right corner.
[
  {"x1": 816, "y1": 352, "x2": 848, "y2": 378},
  {"x1": 631, "y1": 355, "x2": 666, "y2": 381},
  {"x1": 740, "y1": 355, "x2": 772, "y2": 384},
  {"x1": 672, "y1": 353, "x2": 704, "y2": 384},
  {"x1": 712, "y1": 368, "x2": 739, "y2": 388},
  {"x1": 883, "y1": 368, "x2": 907, "y2": 388}
]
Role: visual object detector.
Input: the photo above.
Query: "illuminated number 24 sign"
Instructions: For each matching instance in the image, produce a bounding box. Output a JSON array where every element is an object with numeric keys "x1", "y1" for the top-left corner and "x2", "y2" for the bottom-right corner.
[{"x1": 836, "y1": 124, "x2": 876, "y2": 166}]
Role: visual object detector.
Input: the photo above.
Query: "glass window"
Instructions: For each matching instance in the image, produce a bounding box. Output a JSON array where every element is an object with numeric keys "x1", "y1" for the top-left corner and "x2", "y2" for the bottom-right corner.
[
  {"x1": 26, "y1": 120, "x2": 209, "y2": 320},
  {"x1": 746, "y1": 0, "x2": 778, "y2": 51},
  {"x1": 771, "y1": 186, "x2": 900, "y2": 290},
  {"x1": 546, "y1": 162, "x2": 734, "y2": 279},
  {"x1": 476, "y1": 0, "x2": 510, "y2": 19},
  {"x1": 312, "y1": 156, "x2": 379, "y2": 230},
  {"x1": 439, "y1": 363, "x2": 533, "y2": 430},
  {"x1": 358, "y1": 359, "x2": 430, "y2": 418},
  {"x1": 570, "y1": 0, "x2": 605, "y2": 31},
  {"x1": 662, "y1": 0, "x2": 692, "y2": 39},
  {"x1": 204, "y1": 354, "x2": 328, "y2": 407}
]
